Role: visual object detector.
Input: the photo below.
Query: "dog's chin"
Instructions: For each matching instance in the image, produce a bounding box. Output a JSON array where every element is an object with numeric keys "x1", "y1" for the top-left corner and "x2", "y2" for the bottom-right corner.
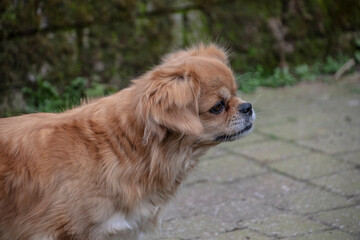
[{"x1": 214, "y1": 123, "x2": 253, "y2": 142}]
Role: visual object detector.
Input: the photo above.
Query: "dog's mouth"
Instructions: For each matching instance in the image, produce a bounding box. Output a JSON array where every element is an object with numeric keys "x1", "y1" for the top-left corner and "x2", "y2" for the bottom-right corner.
[{"x1": 214, "y1": 123, "x2": 253, "y2": 142}]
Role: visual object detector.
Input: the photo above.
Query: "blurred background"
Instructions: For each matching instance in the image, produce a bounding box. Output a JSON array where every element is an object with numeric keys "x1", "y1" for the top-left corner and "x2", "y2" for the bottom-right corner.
[{"x1": 1, "y1": 0, "x2": 360, "y2": 116}]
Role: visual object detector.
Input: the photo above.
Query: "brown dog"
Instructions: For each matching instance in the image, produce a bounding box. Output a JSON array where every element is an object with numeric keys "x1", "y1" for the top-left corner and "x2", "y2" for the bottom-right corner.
[{"x1": 0, "y1": 44, "x2": 255, "y2": 240}]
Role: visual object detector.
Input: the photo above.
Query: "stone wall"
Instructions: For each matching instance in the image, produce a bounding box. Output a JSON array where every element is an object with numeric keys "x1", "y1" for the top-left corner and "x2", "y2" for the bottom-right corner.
[{"x1": 1, "y1": 0, "x2": 360, "y2": 115}]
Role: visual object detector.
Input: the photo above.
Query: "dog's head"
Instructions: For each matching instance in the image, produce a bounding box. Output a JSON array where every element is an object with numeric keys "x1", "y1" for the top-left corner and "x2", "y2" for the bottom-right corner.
[{"x1": 136, "y1": 44, "x2": 255, "y2": 143}]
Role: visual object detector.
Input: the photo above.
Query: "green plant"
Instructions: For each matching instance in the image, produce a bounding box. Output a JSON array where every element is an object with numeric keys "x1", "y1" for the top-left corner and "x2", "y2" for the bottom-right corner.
[
  {"x1": 23, "y1": 77, "x2": 115, "y2": 113},
  {"x1": 61, "y1": 77, "x2": 87, "y2": 110},
  {"x1": 294, "y1": 64, "x2": 316, "y2": 81},
  {"x1": 262, "y1": 67, "x2": 297, "y2": 87},
  {"x1": 236, "y1": 67, "x2": 262, "y2": 93},
  {"x1": 22, "y1": 77, "x2": 63, "y2": 113},
  {"x1": 85, "y1": 82, "x2": 116, "y2": 98},
  {"x1": 237, "y1": 66, "x2": 299, "y2": 93},
  {"x1": 237, "y1": 53, "x2": 353, "y2": 93},
  {"x1": 312, "y1": 55, "x2": 350, "y2": 75},
  {"x1": 323, "y1": 56, "x2": 342, "y2": 74}
]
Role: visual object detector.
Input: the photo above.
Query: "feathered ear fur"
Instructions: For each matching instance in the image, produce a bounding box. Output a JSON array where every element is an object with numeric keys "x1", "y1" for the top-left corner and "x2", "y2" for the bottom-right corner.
[
  {"x1": 162, "y1": 43, "x2": 229, "y2": 66},
  {"x1": 139, "y1": 63, "x2": 203, "y2": 141}
]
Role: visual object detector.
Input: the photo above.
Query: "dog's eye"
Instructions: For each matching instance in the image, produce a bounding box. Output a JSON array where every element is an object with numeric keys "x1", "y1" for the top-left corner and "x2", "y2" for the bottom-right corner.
[{"x1": 210, "y1": 100, "x2": 225, "y2": 114}]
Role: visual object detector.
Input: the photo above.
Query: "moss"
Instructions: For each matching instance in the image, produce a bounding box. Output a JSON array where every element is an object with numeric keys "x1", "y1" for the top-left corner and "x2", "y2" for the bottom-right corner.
[
  {"x1": 1, "y1": 0, "x2": 360, "y2": 114},
  {"x1": 290, "y1": 37, "x2": 329, "y2": 65}
]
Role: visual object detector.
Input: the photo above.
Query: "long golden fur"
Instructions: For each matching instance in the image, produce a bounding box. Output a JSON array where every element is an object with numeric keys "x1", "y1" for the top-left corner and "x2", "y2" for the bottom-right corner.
[{"x1": 0, "y1": 44, "x2": 255, "y2": 240}]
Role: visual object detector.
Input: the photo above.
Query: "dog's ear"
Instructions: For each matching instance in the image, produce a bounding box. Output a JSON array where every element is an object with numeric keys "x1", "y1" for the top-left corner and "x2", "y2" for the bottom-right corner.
[{"x1": 140, "y1": 64, "x2": 203, "y2": 140}]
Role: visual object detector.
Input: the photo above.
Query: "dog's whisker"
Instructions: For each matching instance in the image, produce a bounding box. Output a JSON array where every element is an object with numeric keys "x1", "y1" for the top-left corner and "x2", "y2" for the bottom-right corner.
[
  {"x1": 237, "y1": 72, "x2": 253, "y2": 79},
  {"x1": 252, "y1": 111, "x2": 267, "y2": 115},
  {"x1": 250, "y1": 92, "x2": 263, "y2": 105}
]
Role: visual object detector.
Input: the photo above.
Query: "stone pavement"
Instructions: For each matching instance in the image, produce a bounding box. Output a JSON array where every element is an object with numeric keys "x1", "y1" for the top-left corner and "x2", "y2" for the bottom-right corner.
[{"x1": 144, "y1": 74, "x2": 360, "y2": 240}]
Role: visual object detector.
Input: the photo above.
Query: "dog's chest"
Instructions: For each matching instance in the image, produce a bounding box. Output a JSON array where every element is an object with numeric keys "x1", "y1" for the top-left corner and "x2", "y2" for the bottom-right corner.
[
  {"x1": 93, "y1": 201, "x2": 159, "y2": 239},
  {"x1": 92, "y1": 152, "x2": 199, "y2": 239},
  {"x1": 99, "y1": 213, "x2": 132, "y2": 235}
]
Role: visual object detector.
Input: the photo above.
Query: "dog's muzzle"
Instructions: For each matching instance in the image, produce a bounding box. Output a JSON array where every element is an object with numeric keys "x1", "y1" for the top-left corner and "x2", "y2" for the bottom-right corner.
[{"x1": 214, "y1": 103, "x2": 255, "y2": 142}]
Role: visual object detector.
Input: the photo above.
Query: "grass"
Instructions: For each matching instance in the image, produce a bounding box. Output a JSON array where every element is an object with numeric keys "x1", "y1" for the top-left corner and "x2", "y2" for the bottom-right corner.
[
  {"x1": 22, "y1": 77, "x2": 116, "y2": 113},
  {"x1": 237, "y1": 55, "x2": 354, "y2": 93}
]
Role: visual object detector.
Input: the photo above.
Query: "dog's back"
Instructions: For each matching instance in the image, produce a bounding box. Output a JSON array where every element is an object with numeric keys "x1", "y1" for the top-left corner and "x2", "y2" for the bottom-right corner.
[
  {"x1": 0, "y1": 113, "x2": 74, "y2": 239},
  {"x1": 0, "y1": 109, "x2": 106, "y2": 239}
]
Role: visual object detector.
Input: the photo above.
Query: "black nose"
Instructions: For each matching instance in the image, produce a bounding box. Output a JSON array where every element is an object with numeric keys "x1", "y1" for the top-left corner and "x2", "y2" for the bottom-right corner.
[{"x1": 239, "y1": 103, "x2": 253, "y2": 116}]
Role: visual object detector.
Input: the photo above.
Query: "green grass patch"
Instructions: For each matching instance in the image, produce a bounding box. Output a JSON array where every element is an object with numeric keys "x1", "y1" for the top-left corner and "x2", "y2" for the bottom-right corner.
[
  {"x1": 22, "y1": 77, "x2": 116, "y2": 113},
  {"x1": 237, "y1": 55, "x2": 354, "y2": 93}
]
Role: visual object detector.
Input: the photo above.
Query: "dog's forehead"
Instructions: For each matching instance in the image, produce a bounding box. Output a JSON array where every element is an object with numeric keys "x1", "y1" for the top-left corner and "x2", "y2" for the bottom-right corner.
[
  {"x1": 199, "y1": 64, "x2": 237, "y2": 97},
  {"x1": 196, "y1": 61, "x2": 238, "y2": 112}
]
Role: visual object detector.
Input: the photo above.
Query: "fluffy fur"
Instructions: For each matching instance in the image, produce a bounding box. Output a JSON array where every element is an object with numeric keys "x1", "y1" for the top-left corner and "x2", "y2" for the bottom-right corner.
[{"x1": 0, "y1": 44, "x2": 255, "y2": 240}]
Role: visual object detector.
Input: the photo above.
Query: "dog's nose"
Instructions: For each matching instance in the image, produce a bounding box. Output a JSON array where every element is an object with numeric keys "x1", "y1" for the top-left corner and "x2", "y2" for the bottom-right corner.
[{"x1": 239, "y1": 103, "x2": 253, "y2": 116}]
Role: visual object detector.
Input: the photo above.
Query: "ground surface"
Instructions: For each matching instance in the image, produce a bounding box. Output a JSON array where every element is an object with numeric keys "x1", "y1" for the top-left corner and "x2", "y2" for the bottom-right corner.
[{"x1": 144, "y1": 74, "x2": 360, "y2": 240}]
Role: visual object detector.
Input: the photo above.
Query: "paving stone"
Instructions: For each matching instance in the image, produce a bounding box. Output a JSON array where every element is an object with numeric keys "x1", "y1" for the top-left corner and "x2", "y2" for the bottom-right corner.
[
  {"x1": 337, "y1": 151, "x2": 360, "y2": 165},
  {"x1": 352, "y1": 195, "x2": 360, "y2": 204},
  {"x1": 250, "y1": 82, "x2": 357, "y2": 128},
  {"x1": 298, "y1": 131, "x2": 360, "y2": 154},
  {"x1": 143, "y1": 228, "x2": 179, "y2": 240},
  {"x1": 270, "y1": 153, "x2": 354, "y2": 180},
  {"x1": 259, "y1": 120, "x2": 335, "y2": 141},
  {"x1": 242, "y1": 90, "x2": 294, "y2": 128},
  {"x1": 244, "y1": 213, "x2": 327, "y2": 238},
  {"x1": 231, "y1": 140, "x2": 311, "y2": 163},
  {"x1": 257, "y1": 86, "x2": 360, "y2": 141},
  {"x1": 282, "y1": 230, "x2": 357, "y2": 240},
  {"x1": 328, "y1": 124, "x2": 360, "y2": 140},
  {"x1": 155, "y1": 215, "x2": 235, "y2": 239},
  {"x1": 311, "y1": 169, "x2": 360, "y2": 196},
  {"x1": 256, "y1": 81, "x2": 359, "y2": 133},
  {"x1": 272, "y1": 188, "x2": 353, "y2": 214},
  {"x1": 189, "y1": 154, "x2": 266, "y2": 184},
  {"x1": 230, "y1": 172, "x2": 307, "y2": 202},
  {"x1": 253, "y1": 109, "x2": 291, "y2": 128},
  {"x1": 313, "y1": 95, "x2": 360, "y2": 122},
  {"x1": 246, "y1": 85, "x2": 326, "y2": 128},
  {"x1": 207, "y1": 197, "x2": 282, "y2": 224},
  {"x1": 221, "y1": 132, "x2": 269, "y2": 147},
  {"x1": 162, "y1": 182, "x2": 246, "y2": 220},
  {"x1": 312, "y1": 206, "x2": 360, "y2": 235},
  {"x1": 201, "y1": 146, "x2": 230, "y2": 160},
  {"x1": 202, "y1": 229, "x2": 273, "y2": 240}
]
